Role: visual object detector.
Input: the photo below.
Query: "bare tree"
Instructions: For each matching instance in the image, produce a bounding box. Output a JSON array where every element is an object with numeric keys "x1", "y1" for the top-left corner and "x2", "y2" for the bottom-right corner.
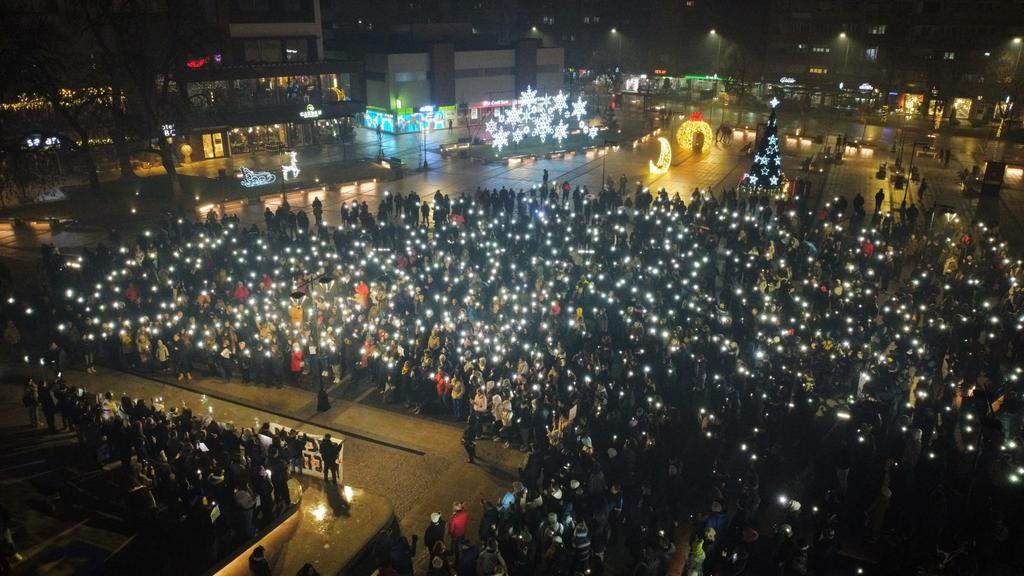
[
  {"x1": 0, "y1": 5, "x2": 112, "y2": 195},
  {"x1": 78, "y1": 0, "x2": 221, "y2": 200}
]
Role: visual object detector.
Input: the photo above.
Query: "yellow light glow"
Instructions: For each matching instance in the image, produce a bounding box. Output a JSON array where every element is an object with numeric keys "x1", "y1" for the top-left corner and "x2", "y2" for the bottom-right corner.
[
  {"x1": 311, "y1": 503, "x2": 327, "y2": 522},
  {"x1": 676, "y1": 119, "x2": 714, "y2": 153},
  {"x1": 649, "y1": 137, "x2": 671, "y2": 174}
]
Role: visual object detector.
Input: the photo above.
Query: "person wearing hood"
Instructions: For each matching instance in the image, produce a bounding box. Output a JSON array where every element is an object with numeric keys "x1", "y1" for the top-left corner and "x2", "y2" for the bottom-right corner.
[{"x1": 475, "y1": 537, "x2": 507, "y2": 575}]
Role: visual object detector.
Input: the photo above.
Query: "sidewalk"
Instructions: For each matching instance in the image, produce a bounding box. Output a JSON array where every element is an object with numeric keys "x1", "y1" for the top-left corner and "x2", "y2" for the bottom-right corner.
[{"x1": 2, "y1": 363, "x2": 528, "y2": 573}]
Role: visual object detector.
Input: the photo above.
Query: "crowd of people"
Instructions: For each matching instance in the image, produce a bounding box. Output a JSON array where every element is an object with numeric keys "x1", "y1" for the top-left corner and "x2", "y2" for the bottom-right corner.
[
  {"x1": 4, "y1": 165, "x2": 1024, "y2": 575},
  {"x1": 18, "y1": 372, "x2": 321, "y2": 574}
]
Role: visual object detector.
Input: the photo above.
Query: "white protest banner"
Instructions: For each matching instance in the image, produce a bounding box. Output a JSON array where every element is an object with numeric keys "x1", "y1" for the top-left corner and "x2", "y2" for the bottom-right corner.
[{"x1": 267, "y1": 422, "x2": 344, "y2": 482}]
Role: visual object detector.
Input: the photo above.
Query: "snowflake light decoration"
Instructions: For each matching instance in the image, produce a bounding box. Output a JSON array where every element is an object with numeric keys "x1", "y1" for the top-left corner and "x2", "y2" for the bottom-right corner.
[
  {"x1": 553, "y1": 121, "x2": 569, "y2": 144},
  {"x1": 553, "y1": 91, "x2": 569, "y2": 113},
  {"x1": 486, "y1": 86, "x2": 595, "y2": 151},
  {"x1": 492, "y1": 129, "x2": 510, "y2": 152},
  {"x1": 571, "y1": 96, "x2": 587, "y2": 121}
]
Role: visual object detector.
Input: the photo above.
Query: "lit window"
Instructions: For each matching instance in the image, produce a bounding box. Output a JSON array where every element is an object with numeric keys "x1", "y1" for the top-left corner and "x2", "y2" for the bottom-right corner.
[
  {"x1": 796, "y1": 44, "x2": 807, "y2": 50},
  {"x1": 542, "y1": 16, "x2": 554, "y2": 24},
  {"x1": 686, "y1": 0, "x2": 697, "y2": 6},
  {"x1": 943, "y1": 51, "x2": 956, "y2": 60},
  {"x1": 865, "y1": 47, "x2": 878, "y2": 61},
  {"x1": 870, "y1": 24, "x2": 887, "y2": 35},
  {"x1": 812, "y1": 47, "x2": 830, "y2": 53},
  {"x1": 809, "y1": 67, "x2": 828, "y2": 74},
  {"x1": 583, "y1": 16, "x2": 590, "y2": 23}
]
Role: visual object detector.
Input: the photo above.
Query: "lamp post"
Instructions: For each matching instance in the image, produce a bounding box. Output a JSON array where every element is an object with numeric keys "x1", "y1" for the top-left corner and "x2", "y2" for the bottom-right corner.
[
  {"x1": 611, "y1": 28, "x2": 622, "y2": 71},
  {"x1": 839, "y1": 32, "x2": 850, "y2": 73},
  {"x1": 711, "y1": 29, "x2": 722, "y2": 72},
  {"x1": 291, "y1": 273, "x2": 335, "y2": 387},
  {"x1": 1014, "y1": 37, "x2": 1023, "y2": 84},
  {"x1": 710, "y1": 30, "x2": 723, "y2": 116}
]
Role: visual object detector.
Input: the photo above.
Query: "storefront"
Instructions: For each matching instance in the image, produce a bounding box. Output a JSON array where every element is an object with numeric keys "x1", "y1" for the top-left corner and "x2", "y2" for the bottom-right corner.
[
  {"x1": 896, "y1": 93, "x2": 925, "y2": 116},
  {"x1": 200, "y1": 131, "x2": 228, "y2": 159},
  {"x1": 361, "y1": 105, "x2": 456, "y2": 134},
  {"x1": 768, "y1": 79, "x2": 882, "y2": 110},
  {"x1": 178, "y1": 117, "x2": 355, "y2": 162}
]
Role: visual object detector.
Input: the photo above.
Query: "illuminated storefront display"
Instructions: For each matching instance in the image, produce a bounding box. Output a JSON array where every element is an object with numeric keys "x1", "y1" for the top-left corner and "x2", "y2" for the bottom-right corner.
[
  {"x1": 898, "y1": 93, "x2": 924, "y2": 116},
  {"x1": 951, "y1": 97, "x2": 973, "y2": 120},
  {"x1": 362, "y1": 105, "x2": 455, "y2": 134}
]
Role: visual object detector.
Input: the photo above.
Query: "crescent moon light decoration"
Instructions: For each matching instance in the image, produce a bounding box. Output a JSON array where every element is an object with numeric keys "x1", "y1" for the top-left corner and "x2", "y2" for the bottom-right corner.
[{"x1": 649, "y1": 137, "x2": 672, "y2": 174}]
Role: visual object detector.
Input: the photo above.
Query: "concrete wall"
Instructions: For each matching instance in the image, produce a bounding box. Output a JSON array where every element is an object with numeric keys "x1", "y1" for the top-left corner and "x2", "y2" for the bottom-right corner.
[
  {"x1": 454, "y1": 50, "x2": 515, "y2": 70},
  {"x1": 387, "y1": 53, "x2": 431, "y2": 110},
  {"x1": 366, "y1": 80, "x2": 389, "y2": 109},
  {"x1": 535, "y1": 47, "x2": 565, "y2": 95},
  {"x1": 454, "y1": 49, "x2": 516, "y2": 104}
]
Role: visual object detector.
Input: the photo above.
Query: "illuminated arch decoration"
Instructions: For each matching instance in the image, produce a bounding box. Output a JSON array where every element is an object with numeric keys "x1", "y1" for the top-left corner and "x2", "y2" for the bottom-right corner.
[
  {"x1": 675, "y1": 112, "x2": 714, "y2": 153},
  {"x1": 649, "y1": 137, "x2": 672, "y2": 174}
]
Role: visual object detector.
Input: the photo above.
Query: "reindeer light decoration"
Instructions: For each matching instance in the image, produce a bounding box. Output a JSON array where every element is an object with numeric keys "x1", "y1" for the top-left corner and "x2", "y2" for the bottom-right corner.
[{"x1": 282, "y1": 151, "x2": 300, "y2": 180}]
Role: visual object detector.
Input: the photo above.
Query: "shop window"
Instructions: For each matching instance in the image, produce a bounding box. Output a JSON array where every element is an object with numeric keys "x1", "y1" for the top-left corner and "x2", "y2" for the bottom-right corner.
[
  {"x1": 943, "y1": 51, "x2": 955, "y2": 60},
  {"x1": 263, "y1": 40, "x2": 283, "y2": 62},
  {"x1": 395, "y1": 71, "x2": 427, "y2": 82},
  {"x1": 285, "y1": 39, "x2": 308, "y2": 62},
  {"x1": 244, "y1": 40, "x2": 261, "y2": 63},
  {"x1": 243, "y1": 39, "x2": 284, "y2": 63},
  {"x1": 201, "y1": 132, "x2": 225, "y2": 159}
]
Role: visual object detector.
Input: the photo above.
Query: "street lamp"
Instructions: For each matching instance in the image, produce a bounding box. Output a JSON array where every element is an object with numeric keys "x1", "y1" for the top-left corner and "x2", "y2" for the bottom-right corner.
[
  {"x1": 710, "y1": 29, "x2": 721, "y2": 72},
  {"x1": 291, "y1": 273, "x2": 336, "y2": 387},
  {"x1": 710, "y1": 30, "x2": 723, "y2": 122},
  {"x1": 1014, "y1": 37, "x2": 1023, "y2": 83},
  {"x1": 839, "y1": 32, "x2": 850, "y2": 73},
  {"x1": 611, "y1": 28, "x2": 622, "y2": 70}
]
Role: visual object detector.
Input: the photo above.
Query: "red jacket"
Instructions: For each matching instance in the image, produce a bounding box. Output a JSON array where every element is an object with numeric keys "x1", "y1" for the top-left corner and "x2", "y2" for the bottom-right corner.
[
  {"x1": 448, "y1": 510, "x2": 469, "y2": 538},
  {"x1": 233, "y1": 284, "x2": 250, "y2": 302},
  {"x1": 125, "y1": 283, "x2": 140, "y2": 304},
  {"x1": 290, "y1": 349, "x2": 303, "y2": 373}
]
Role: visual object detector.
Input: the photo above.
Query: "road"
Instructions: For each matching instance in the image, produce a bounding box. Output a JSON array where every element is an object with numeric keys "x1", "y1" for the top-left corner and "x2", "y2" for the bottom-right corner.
[{"x1": 6, "y1": 106, "x2": 1015, "y2": 261}]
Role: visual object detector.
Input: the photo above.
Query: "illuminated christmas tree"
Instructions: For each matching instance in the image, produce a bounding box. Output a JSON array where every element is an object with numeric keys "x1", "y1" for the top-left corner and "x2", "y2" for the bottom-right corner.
[{"x1": 739, "y1": 97, "x2": 786, "y2": 198}]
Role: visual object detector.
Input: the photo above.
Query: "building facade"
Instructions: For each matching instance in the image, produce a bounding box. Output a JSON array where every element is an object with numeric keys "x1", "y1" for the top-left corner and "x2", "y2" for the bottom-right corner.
[
  {"x1": 763, "y1": 0, "x2": 1024, "y2": 123},
  {"x1": 362, "y1": 39, "x2": 564, "y2": 133},
  {"x1": 175, "y1": 0, "x2": 366, "y2": 161}
]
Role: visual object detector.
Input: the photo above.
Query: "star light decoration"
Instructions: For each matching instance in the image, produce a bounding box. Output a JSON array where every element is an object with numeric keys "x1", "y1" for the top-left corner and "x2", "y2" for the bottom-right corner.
[
  {"x1": 739, "y1": 100, "x2": 786, "y2": 195},
  {"x1": 487, "y1": 87, "x2": 597, "y2": 152}
]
